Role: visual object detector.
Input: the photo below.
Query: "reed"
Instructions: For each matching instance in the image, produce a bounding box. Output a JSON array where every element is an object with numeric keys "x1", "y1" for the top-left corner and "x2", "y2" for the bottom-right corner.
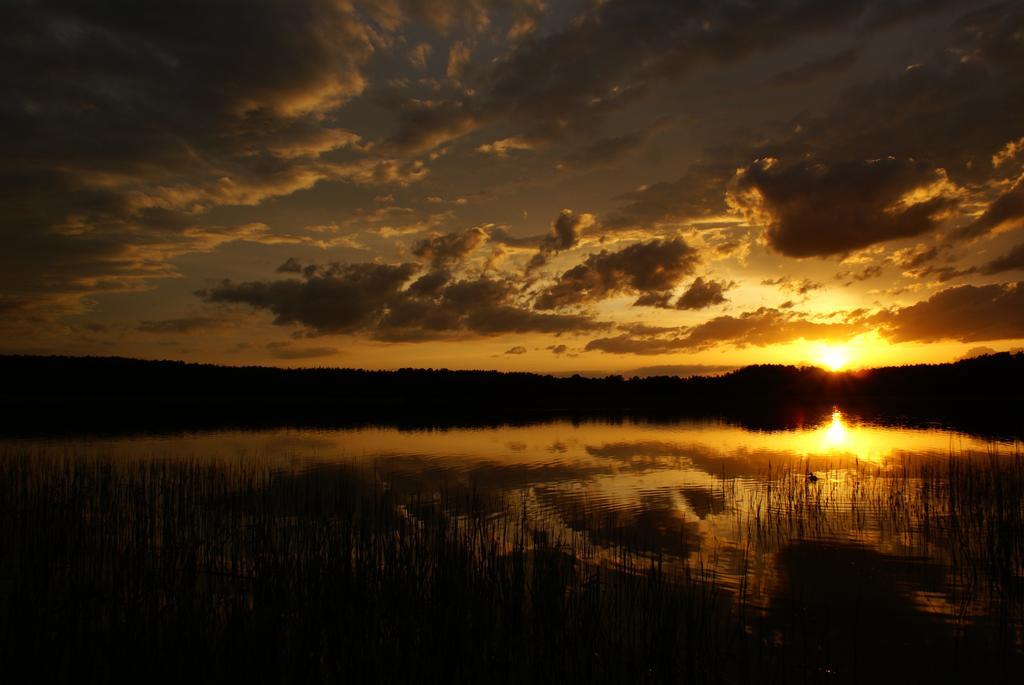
[
  {"x1": 0, "y1": 448, "x2": 1021, "y2": 683},
  {"x1": 0, "y1": 453, "x2": 726, "y2": 684}
]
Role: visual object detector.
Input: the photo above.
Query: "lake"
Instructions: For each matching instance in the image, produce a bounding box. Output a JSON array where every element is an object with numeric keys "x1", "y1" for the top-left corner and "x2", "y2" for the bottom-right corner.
[{"x1": 7, "y1": 409, "x2": 1020, "y2": 625}]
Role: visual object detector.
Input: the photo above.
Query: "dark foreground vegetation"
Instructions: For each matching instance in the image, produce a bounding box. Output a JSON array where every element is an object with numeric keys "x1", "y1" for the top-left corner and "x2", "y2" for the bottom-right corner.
[
  {"x1": 1, "y1": 352, "x2": 1022, "y2": 437},
  {"x1": 1, "y1": 450, "x2": 1021, "y2": 683}
]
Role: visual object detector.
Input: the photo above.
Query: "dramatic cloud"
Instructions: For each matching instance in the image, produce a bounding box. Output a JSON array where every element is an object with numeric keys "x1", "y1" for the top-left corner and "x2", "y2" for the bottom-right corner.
[
  {"x1": 729, "y1": 157, "x2": 957, "y2": 257},
  {"x1": 386, "y1": 98, "x2": 481, "y2": 154},
  {"x1": 981, "y1": 242, "x2": 1024, "y2": 275},
  {"x1": 0, "y1": 1, "x2": 427, "y2": 314},
  {"x1": 412, "y1": 227, "x2": 489, "y2": 268},
  {"x1": 543, "y1": 210, "x2": 592, "y2": 253},
  {"x1": 674, "y1": 278, "x2": 731, "y2": 310},
  {"x1": 954, "y1": 183, "x2": 1024, "y2": 242},
  {"x1": 633, "y1": 277, "x2": 731, "y2": 310},
  {"x1": 767, "y1": 4, "x2": 1024, "y2": 185},
  {"x1": 534, "y1": 238, "x2": 699, "y2": 309},
  {"x1": 6, "y1": 0, "x2": 1024, "y2": 365},
  {"x1": 200, "y1": 263, "x2": 420, "y2": 334},
  {"x1": 875, "y1": 282, "x2": 1024, "y2": 343},
  {"x1": 527, "y1": 209, "x2": 594, "y2": 270},
  {"x1": 378, "y1": 274, "x2": 605, "y2": 340},
  {"x1": 601, "y1": 164, "x2": 735, "y2": 232},
  {"x1": 200, "y1": 262, "x2": 605, "y2": 340},
  {"x1": 386, "y1": 0, "x2": 955, "y2": 150},
  {"x1": 586, "y1": 308, "x2": 864, "y2": 355}
]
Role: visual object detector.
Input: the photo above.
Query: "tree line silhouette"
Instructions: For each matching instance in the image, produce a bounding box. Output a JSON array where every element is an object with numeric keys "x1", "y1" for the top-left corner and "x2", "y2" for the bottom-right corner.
[{"x1": 0, "y1": 352, "x2": 1021, "y2": 437}]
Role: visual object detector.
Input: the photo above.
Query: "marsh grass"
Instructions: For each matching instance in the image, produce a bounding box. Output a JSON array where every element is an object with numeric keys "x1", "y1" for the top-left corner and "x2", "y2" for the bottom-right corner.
[
  {"x1": 737, "y1": 450, "x2": 1024, "y2": 680},
  {"x1": 742, "y1": 452, "x2": 1024, "y2": 613},
  {"x1": 0, "y1": 453, "x2": 727, "y2": 684},
  {"x1": 0, "y1": 448, "x2": 1022, "y2": 683}
]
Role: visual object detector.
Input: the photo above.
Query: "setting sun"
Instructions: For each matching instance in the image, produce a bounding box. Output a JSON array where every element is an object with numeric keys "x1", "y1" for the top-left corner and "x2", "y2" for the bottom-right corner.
[{"x1": 818, "y1": 344, "x2": 851, "y2": 372}]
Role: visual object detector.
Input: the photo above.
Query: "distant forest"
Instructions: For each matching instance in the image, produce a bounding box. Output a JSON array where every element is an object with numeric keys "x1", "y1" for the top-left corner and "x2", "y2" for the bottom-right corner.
[{"x1": 1, "y1": 353, "x2": 1021, "y2": 437}]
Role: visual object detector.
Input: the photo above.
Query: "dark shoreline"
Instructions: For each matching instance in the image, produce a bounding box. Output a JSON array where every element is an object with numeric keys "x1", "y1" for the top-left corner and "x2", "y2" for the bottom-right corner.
[{"x1": 1, "y1": 352, "x2": 1022, "y2": 439}]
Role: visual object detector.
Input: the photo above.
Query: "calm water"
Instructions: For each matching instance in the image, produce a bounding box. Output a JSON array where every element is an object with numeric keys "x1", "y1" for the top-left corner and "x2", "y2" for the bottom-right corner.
[{"x1": 7, "y1": 409, "x2": 1023, "y2": 643}]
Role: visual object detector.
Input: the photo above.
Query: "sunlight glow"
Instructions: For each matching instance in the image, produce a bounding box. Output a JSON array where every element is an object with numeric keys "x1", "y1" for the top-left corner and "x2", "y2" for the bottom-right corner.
[
  {"x1": 824, "y1": 409, "x2": 849, "y2": 447},
  {"x1": 818, "y1": 344, "x2": 851, "y2": 372}
]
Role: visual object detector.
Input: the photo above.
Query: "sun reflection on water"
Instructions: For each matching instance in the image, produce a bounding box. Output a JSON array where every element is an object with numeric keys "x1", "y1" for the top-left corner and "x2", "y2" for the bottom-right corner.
[
  {"x1": 824, "y1": 409, "x2": 849, "y2": 448},
  {"x1": 798, "y1": 407, "x2": 894, "y2": 462}
]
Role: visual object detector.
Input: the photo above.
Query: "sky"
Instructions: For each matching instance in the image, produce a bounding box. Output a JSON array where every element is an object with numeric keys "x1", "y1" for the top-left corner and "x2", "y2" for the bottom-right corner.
[{"x1": 2, "y1": 0, "x2": 1023, "y2": 374}]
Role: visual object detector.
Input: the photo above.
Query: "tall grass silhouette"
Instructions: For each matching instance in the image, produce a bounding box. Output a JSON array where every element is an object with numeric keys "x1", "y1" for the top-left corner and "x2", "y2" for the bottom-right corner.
[{"x1": 0, "y1": 448, "x2": 1021, "y2": 683}]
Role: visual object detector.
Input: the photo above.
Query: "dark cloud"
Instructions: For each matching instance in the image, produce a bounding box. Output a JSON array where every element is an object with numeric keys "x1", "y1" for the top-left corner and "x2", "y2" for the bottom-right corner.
[
  {"x1": 730, "y1": 157, "x2": 956, "y2": 257},
  {"x1": 545, "y1": 210, "x2": 590, "y2": 252},
  {"x1": 412, "y1": 227, "x2": 489, "y2": 267},
  {"x1": 386, "y1": 0, "x2": 954, "y2": 150},
  {"x1": 505, "y1": 346, "x2": 527, "y2": 355},
  {"x1": 534, "y1": 238, "x2": 699, "y2": 309},
  {"x1": 600, "y1": 164, "x2": 734, "y2": 232},
  {"x1": 981, "y1": 241, "x2": 1024, "y2": 275},
  {"x1": 632, "y1": 291, "x2": 674, "y2": 308},
  {"x1": 559, "y1": 118, "x2": 673, "y2": 170},
  {"x1": 378, "y1": 273, "x2": 606, "y2": 340},
  {"x1": 406, "y1": 269, "x2": 451, "y2": 297},
  {"x1": 586, "y1": 307, "x2": 864, "y2": 354},
  {"x1": 589, "y1": 4, "x2": 1023, "y2": 248},
  {"x1": 910, "y1": 264, "x2": 977, "y2": 283},
  {"x1": 527, "y1": 209, "x2": 593, "y2": 270},
  {"x1": 383, "y1": 98, "x2": 481, "y2": 154},
  {"x1": 896, "y1": 245, "x2": 944, "y2": 270},
  {"x1": 771, "y1": 46, "x2": 862, "y2": 86},
  {"x1": 277, "y1": 258, "x2": 305, "y2": 274},
  {"x1": 633, "y1": 277, "x2": 731, "y2": 310},
  {"x1": 675, "y1": 277, "x2": 731, "y2": 310},
  {"x1": 0, "y1": 1, "x2": 424, "y2": 315},
  {"x1": 487, "y1": 227, "x2": 545, "y2": 249},
  {"x1": 578, "y1": 1, "x2": 1017, "y2": 315},
  {"x1": 953, "y1": 183, "x2": 1024, "y2": 242},
  {"x1": 766, "y1": 4, "x2": 1024, "y2": 186},
  {"x1": 875, "y1": 281, "x2": 1024, "y2": 343},
  {"x1": 676, "y1": 307, "x2": 863, "y2": 350},
  {"x1": 200, "y1": 263, "x2": 420, "y2": 334},
  {"x1": 200, "y1": 262, "x2": 605, "y2": 340}
]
